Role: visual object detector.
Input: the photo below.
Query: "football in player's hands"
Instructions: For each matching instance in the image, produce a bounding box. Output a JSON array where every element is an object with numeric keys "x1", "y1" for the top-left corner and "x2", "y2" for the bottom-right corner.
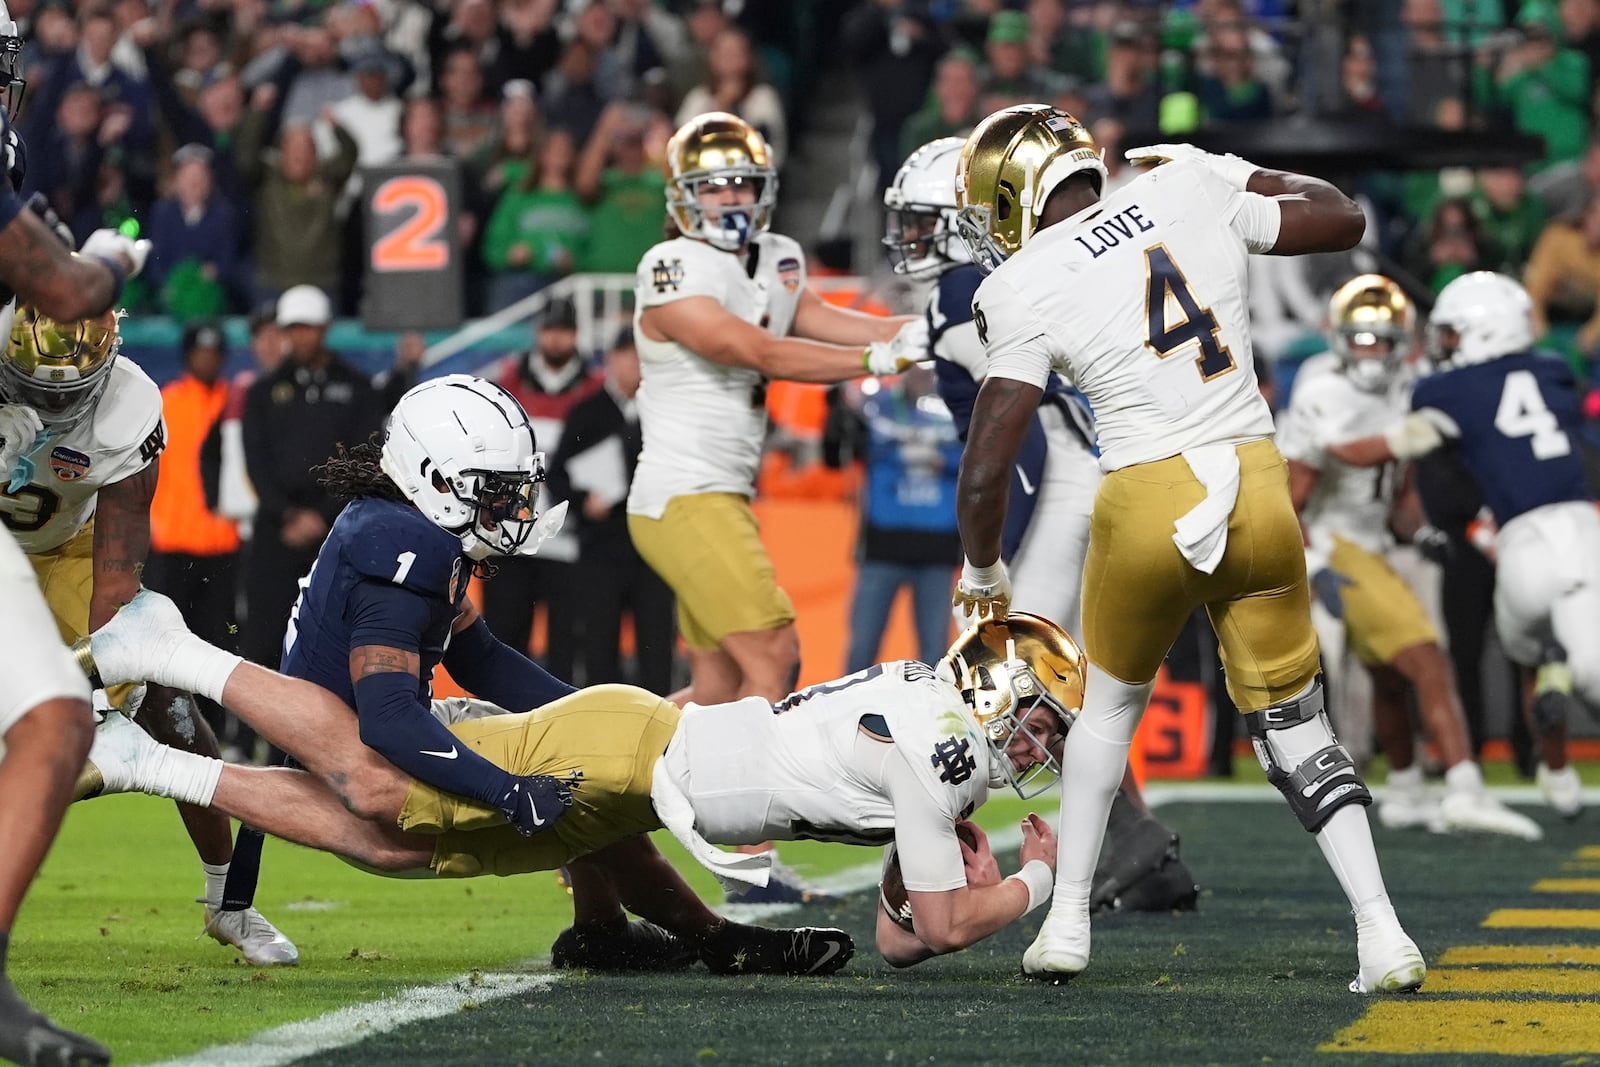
[{"x1": 880, "y1": 823, "x2": 982, "y2": 933}]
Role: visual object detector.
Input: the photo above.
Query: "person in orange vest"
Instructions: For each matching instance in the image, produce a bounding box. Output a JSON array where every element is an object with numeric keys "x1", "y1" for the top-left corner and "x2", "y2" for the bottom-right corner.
[{"x1": 146, "y1": 321, "x2": 242, "y2": 742}]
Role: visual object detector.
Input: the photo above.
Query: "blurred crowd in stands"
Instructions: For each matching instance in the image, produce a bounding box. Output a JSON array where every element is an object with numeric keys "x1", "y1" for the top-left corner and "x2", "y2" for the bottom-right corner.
[{"x1": 16, "y1": 0, "x2": 1600, "y2": 761}]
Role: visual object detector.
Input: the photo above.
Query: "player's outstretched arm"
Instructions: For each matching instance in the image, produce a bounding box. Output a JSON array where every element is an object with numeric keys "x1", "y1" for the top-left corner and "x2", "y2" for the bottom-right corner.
[
  {"x1": 791, "y1": 286, "x2": 912, "y2": 346},
  {"x1": 640, "y1": 297, "x2": 886, "y2": 382},
  {"x1": 443, "y1": 599, "x2": 576, "y2": 711}
]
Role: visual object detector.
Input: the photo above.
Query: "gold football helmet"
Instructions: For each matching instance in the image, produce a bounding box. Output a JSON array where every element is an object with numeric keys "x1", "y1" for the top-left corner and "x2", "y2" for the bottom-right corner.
[
  {"x1": 1327, "y1": 274, "x2": 1413, "y2": 393},
  {"x1": 954, "y1": 104, "x2": 1107, "y2": 273},
  {"x1": 939, "y1": 612, "x2": 1086, "y2": 798},
  {"x1": 664, "y1": 111, "x2": 778, "y2": 251},
  {"x1": 3, "y1": 304, "x2": 121, "y2": 429}
]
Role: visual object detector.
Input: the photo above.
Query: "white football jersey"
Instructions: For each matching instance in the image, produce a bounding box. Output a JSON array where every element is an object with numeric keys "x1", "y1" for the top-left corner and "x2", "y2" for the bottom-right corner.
[
  {"x1": 628, "y1": 231, "x2": 808, "y2": 518},
  {"x1": 1276, "y1": 352, "x2": 1411, "y2": 569},
  {"x1": 4, "y1": 359, "x2": 165, "y2": 554},
  {"x1": 663, "y1": 659, "x2": 994, "y2": 892},
  {"x1": 975, "y1": 159, "x2": 1282, "y2": 471}
]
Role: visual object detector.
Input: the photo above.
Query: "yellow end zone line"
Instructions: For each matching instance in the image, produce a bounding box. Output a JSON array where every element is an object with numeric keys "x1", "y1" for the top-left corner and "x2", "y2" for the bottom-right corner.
[
  {"x1": 1422, "y1": 967, "x2": 1600, "y2": 993},
  {"x1": 1577, "y1": 846, "x2": 1600, "y2": 860},
  {"x1": 1321, "y1": 1000, "x2": 1600, "y2": 1056},
  {"x1": 1533, "y1": 878, "x2": 1600, "y2": 893},
  {"x1": 1482, "y1": 909, "x2": 1600, "y2": 929},
  {"x1": 1441, "y1": 944, "x2": 1600, "y2": 966}
]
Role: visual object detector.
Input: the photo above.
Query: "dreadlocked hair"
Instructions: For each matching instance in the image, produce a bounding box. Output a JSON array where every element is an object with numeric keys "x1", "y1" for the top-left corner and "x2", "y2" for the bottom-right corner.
[{"x1": 314, "y1": 434, "x2": 409, "y2": 503}]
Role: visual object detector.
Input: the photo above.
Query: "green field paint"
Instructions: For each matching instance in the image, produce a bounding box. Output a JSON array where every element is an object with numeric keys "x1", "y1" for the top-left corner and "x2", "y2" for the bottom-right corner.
[
  {"x1": 1423, "y1": 968, "x2": 1600, "y2": 994},
  {"x1": 1321, "y1": 1000, "x2": 1600, "y2": 1055},
  {"x1": 1533, "y1": 878, "x2": 1600, "y2": 893},
  {"x1": 1441, "y1": 944, "x2": 1600, "y2": 965},
  {"x1": 1482, "y1": 909, "x2": 1600, "y2": 929}
]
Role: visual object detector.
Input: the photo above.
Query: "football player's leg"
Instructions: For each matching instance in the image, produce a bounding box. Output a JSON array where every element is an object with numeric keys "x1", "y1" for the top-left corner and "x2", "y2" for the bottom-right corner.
[
  {"x1": 1009, "y1": 418, "x2": 1097, "y2": 642},
  {"x1": 1025, "y1": 463, "x2": 1190, "y2": 980}
]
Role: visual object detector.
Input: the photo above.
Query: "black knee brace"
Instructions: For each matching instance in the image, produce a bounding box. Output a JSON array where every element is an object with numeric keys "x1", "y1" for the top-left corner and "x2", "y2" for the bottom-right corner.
[{"x1": 1244, "y1": 680, "x2": 1372, "y2": 833}]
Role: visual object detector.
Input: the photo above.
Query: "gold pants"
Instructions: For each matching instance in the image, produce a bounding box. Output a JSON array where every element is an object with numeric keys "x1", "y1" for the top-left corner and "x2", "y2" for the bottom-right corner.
[
  {"x1": 397, "y1": 685, "x2": 681, "y2": 877},
  {"x1": 1324, "y1": 536, "x2": 1440, "y2": 666},
  {"x1": 628, "y1": 492, "x2": 795, "y2": 650},
  {"x1": 1082, "y1": 439, "x2": 1320, "y2": 712}
]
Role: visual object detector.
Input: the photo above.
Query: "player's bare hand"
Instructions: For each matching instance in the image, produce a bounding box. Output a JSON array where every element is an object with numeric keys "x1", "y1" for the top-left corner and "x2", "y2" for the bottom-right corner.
[
  {"x1": 952, "y1": 558, "x2": 1011, "y2": 625},
  {"x1": 1019, "y1": 813, "x2": 1056, "y2": 872},
  {"x1": 957, "y1": 819, "x2": 1001, "y2": 887}
]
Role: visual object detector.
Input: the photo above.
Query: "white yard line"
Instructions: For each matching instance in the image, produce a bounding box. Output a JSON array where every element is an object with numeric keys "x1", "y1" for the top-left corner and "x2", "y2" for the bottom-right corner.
[
  {"x1": 139, "y1": 778, "x2": 1588, "y2": 1066},
  {"x1": 141, "y1": 973, "x2": 557, "y2": 1067}
]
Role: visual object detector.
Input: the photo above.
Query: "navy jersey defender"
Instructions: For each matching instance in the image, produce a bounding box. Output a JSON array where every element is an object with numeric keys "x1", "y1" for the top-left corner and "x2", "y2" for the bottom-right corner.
[
  {"x1": 1329, "y1": 272, "x2": 1600, "y2": 741},
  {"x1": 884, "y1": 137, "x2": 1101, "y2": 638},
  {"x1": 281, "y1": 375, "x2": 575, "y2": 832}
]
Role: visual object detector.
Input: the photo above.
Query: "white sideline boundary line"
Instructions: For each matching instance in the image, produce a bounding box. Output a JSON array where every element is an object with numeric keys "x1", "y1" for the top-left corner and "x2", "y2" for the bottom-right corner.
[{"x1": 139, "y1": 780, "x2": 1587, "y2": 1065}]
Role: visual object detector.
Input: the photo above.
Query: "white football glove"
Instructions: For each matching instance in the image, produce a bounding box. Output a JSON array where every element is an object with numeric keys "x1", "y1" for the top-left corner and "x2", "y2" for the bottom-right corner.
[
  {"x1": 80, "y1": 228, "x2": 152, "y2": 278},
  {"x1": 952, "y1": 558, "x2": 1012, "y2": 626},
  {"x1": 0, "y1": 404, "x2": 44, "y2": 490},
  {"x1": 1124, "y1": 143, "x2": 1260, "y2": 190},
  {"x1": 864, "y1": 316, "x2": 929, "y2": 376}
]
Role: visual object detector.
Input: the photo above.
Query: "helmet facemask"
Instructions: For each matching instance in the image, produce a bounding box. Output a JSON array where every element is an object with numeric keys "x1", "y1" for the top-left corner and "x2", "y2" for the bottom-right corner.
[
  {"x1": 1334, "y1": 330, "x2": 1404, "y2": 393},
  {"x1": 454, "y1": 458, "x2": 545, "y2": 560},
  {"x1": 0, "y1": 28, "x2": 25, "y2": 116},
  {"x1": 883, "y1": 203, "x2": 962, "y2": 278},
  {"x1": 940, "y1": 614, "x2": 1086, "y2": 799},
  {"x1": 669, "y1": 169, "x2": 777, "y2": 251},
  {"x1": 3, "y1": 306, "x2": 120, "y2": 432}
]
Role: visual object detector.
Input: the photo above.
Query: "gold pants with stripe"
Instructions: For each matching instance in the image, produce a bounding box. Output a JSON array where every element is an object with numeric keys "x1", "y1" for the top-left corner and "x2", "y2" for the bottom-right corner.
[{"x1": 1082, "y1": 439, "x2": 1320, "y2": 712}]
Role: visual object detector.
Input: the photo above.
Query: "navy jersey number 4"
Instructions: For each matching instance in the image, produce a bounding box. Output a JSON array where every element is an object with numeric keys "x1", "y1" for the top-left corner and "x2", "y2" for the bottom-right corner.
[{"x1": 1410, "y1": 352, "x2": 1592, "y2": 524}]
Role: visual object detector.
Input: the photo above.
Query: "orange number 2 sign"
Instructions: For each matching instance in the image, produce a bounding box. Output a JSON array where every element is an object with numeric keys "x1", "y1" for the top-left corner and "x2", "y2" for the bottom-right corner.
[{"x1": 371, "y1": 176, "x2": 449, "y2": 272}]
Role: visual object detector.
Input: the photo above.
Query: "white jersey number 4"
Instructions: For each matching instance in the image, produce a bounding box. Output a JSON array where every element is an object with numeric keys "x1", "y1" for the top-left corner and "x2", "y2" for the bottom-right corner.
[{"x1": 1494, "y1": 369, "x2": 1571, "y2": 460}]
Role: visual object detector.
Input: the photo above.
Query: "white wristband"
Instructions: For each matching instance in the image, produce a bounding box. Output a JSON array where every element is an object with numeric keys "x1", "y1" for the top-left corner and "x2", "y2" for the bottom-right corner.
[
  {"x1": 1005, "y1": 859, "x2": 1054, "y2": 915},
  {"x1": 1213, "y1": 152, "x2": 1260, "y2": 190},
  {"x1": 963, "y1": 560, "x2": 1006, "y2": 586}
]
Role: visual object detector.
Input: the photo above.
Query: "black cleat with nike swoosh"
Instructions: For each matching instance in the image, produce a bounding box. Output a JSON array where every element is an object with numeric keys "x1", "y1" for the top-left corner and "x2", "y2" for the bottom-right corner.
[{"x1": 700, "y1": 922, "x2": 854, "y2": 977}]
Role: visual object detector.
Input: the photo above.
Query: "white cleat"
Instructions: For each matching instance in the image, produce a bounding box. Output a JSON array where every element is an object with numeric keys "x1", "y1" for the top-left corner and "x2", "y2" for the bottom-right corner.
[
  {"x1": 1351, "y1": 923, "x2": 1426, "y2": 994},
  {"x1": 1377, "y1": 782, "x2": 1440, "y2": 831},
  {"x1": 74, "y1": 712, "x2": 161, "y2": 801},
  {"x1": 76, "y1": 588, "x2": 193, "y2": 688},
  {"x1": 1022, "y1": 906, "x2": 1091, "y2": 983},
  {"x1": 204, "y1": 904, "x2": 300, "y2": 966},
  {"x1": 1431, "y1": 790, "x2": 1543, "y2": 841},
  {"x1": 1536, "y1": 763, "x2": 1584, "y2": 819}
]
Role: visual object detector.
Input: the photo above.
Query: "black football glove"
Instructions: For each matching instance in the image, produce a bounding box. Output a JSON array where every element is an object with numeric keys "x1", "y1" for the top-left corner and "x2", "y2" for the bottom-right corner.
[
  {"x1": 495, "y1": 773, "x2": 575, "y2": 837},
  {"x1": 24, "y1": 192, "x2": 74, "y2": 248},
  {"x1": 1413, "y1": 525, "x2": 1453, "y2": 565}
]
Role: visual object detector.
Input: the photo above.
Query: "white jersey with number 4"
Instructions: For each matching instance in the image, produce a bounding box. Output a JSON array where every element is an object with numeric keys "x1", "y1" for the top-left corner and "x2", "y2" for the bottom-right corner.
[
  {"x1": 628, "y1": 231, "x2": 808, "y2": 518},
  {"x1": 975, "y1": 158, "x2": 1283, "y2": 471},
  {"x1": 1275, "y1": 352, "x2": 1411, "y2": 570},
  {"x1": 3, "y1": 358, "x2": 164, "y2": 554},
  {"x1": 660, "y1": 659, "x2": 993, "y2": 893}
]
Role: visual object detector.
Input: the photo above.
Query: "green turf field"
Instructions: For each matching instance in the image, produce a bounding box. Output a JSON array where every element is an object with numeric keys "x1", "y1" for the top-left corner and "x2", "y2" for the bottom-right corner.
[{"x1": 13, "y1": 784, "x2": 1600, "y2": 1066}]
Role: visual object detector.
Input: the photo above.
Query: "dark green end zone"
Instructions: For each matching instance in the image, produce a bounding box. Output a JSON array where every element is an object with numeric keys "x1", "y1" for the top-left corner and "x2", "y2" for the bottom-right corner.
[{"x1": 299, "y1": 803, "x2": 1600, "y2": 1067}]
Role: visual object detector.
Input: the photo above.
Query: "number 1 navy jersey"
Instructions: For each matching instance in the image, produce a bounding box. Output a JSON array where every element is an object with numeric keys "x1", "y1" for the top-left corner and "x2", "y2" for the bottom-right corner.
[
  {"x1": 1410, "y1": 352, "x2": 1593, "y2": 524},
  {"x1": 282, "y1": 496, "x2": 470, "y2": 706}
]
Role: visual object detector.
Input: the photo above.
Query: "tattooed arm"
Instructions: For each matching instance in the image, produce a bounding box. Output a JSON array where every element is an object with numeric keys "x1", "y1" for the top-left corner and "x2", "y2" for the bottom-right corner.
[
  {"x1": 347, "y1": 581, "x2": 523, "y2": 805},
  {"x1": 90, "y1": 460, "x2": 158, "y2": 631},
  {"x1": 0, "y1": 208, "x2": 133, "y2": 321},
  {"x1": 956, "y1": 376, "x2": 1043, "y2": 568}
]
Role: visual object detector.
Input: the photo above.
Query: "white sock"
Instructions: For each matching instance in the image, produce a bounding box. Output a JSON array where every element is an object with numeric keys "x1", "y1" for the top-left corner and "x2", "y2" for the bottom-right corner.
[
  {"x1": 143, "y1": 747, "x2": 223, "y2": 808},
  {"x1": 202, "y1": 862, "x2": 230, "y2": 906},
  {"x1": 1444, "y1": 760, "x2": 1484, "y2": 794},
  {"x1": 161, "y1": 636, "x2": 241, "y2": 706},
  {"x1": 1386, "y1": 763, "x2": 1424, "y2": 790}
]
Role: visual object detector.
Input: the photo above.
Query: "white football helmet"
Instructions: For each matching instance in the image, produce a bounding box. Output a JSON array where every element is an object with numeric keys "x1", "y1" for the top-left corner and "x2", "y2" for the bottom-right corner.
[
  {"x1": 938, "y1": 613, "x2": 1086, "y2": 799},
  {"x1": 882, "y1": 137, "x2": 970, "y2": 278},
  {"x1": 1427, "y1": 271, "x2": 1535, "y2": 367},
  {"x1": 0, "y1": 1, "x2": 23, "y2": 114},
  {"x1": 379, "y1": 375, "x2": 555, "y2": 561}
]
